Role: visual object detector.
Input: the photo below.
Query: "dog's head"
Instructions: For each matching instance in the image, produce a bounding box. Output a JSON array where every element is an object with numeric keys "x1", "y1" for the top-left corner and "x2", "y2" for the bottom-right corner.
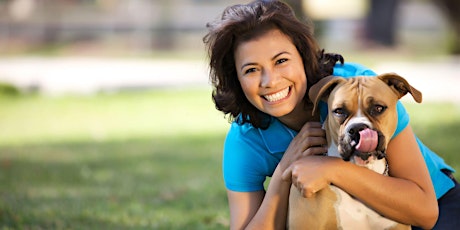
[{"x1": 309, "y1": 73, "x2": 422, "y2": 165}]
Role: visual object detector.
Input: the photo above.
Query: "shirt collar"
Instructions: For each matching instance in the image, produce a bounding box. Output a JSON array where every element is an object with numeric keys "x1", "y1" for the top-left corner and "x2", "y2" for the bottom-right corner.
[{"x1": 258, "y1": 118, "x2": 297, "y2": 154}]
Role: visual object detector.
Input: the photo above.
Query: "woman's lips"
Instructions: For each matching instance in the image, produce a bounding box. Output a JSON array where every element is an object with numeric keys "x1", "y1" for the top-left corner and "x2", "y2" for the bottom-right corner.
[{"x1": 263, "y1": 86, "x2": 291, "y2": 102}]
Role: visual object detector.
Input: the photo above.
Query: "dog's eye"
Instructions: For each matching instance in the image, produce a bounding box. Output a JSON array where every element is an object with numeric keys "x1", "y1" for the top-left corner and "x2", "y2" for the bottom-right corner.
[
  {"x1": 333, "y1": 108, "x2": 347, "y2": 117},
  {"x1": 371, "y1": 105, "x2": 387, "y2": 115}
]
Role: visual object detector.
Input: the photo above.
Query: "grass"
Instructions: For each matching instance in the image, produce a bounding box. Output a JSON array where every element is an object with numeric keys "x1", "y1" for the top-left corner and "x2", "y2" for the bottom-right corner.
[
  {"x1": 0, "y1": 136, "x2": 229, "y2": 229},
  {"x1": 0, "y1": 89, "x2": 459, "y2": 229},
  {"x1": 0, "y1": 89, "x2": 227, "y2": 145},
  {"x1": 0, "y1": 89, "x2": 230, "y2": 229},
  {"x1": 404, "y1": 102, "x2": 460, "y2": 176}
]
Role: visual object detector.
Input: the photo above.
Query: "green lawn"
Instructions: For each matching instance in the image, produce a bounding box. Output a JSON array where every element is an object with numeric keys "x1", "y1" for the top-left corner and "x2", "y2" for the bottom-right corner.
[
  {"x1": 404, "y1": 102, "x2": 460, "y2": 177},
  {"x1": 0, "y1": 89, "x2": 458, "y2": 229}
]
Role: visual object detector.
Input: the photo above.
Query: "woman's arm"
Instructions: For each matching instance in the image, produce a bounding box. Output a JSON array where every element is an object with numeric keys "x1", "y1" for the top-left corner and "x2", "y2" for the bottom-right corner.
[
  {"x1": 227, "y1": 190, "x2": 265, "y2": 230},
  {"x1": 227, "y1": 166, "x2": 291, "y2": 230},
  {"x1": 283, "y1": 125, "x2": 438, "y2": 229},
  {"x1": 227, "y1": 122, "x2": 328, "y2": 229}
]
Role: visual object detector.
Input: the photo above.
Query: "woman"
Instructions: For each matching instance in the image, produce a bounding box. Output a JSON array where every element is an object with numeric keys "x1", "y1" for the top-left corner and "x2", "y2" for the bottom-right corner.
[{"x1": 203, "y1": 1, "x2": 459, "y2": 229}]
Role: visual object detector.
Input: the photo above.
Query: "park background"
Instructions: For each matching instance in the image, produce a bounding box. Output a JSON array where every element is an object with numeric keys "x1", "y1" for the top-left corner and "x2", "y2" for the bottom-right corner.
[{"x1": 0, "y1": 0, "x2": 459, "y2": 229}]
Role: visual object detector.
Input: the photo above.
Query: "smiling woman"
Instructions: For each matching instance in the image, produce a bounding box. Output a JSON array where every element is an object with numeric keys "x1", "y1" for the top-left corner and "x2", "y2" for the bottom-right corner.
[{"x1": 203, "y1": 0, "x2": 459, "y2": 229}]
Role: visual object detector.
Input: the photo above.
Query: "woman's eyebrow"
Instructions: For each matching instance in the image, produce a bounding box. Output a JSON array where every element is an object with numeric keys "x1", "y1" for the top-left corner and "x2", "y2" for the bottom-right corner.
[
  {"x1": 240, "y1": 62, "x2": 257, "y2": 71},
  {"x1": 272, "y1": 51, "x2": 290, "y2": 61}
]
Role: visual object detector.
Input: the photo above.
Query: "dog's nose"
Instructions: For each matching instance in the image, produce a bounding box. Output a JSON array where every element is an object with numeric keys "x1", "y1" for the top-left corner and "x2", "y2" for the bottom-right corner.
[{"x1": 348, "y1": 124, "x2": 369, "y2": 136}]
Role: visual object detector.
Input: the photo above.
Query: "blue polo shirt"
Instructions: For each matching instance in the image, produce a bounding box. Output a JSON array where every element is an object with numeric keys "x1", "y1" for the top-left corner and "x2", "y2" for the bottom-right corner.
[{"x1": 222, "y1": 62, "x2": 455, "y2": 199}]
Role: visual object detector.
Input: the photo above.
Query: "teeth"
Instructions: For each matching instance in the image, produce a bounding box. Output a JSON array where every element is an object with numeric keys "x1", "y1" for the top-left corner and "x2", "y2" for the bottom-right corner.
[{"x1": 264, "y1": 87, "x2": 290, "y2": 102}]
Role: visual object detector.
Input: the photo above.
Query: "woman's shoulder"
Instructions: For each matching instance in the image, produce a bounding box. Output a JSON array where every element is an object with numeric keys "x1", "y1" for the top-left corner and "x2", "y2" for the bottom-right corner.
[
  {"x1": 333, "y1": 62, "x2": 377, "y2": 77},
  {"x1": 224, "y1": 121, "x2": 265, "y2": 157},
  {"x1": 223, "y1": 119, "x2": 290, "y2": 192},
  {"x1": 225, "y1": 118, "x2": 294, "y2": 154},
  {"x1": 225, "y1": 119, "x2": 260, "y2": 143}
]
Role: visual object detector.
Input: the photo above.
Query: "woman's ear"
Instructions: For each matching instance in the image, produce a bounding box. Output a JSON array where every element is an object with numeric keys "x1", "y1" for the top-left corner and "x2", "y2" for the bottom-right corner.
[{"x1": 308, "y1": 76, "x2": 346, "y2": 115}]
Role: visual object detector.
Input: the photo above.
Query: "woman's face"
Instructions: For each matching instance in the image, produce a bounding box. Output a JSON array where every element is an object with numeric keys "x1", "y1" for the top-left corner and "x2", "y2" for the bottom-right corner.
[{"x1": 234, "y1": 28, "x2": 307, "y2": 119}]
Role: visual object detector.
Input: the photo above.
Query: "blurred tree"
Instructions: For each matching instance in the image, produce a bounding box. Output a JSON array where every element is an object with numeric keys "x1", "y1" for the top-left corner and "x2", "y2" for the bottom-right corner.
[
  {"x1": 283, "y1": 0, "x2": 326, "y2": 40},
  {"x1": 0, "y1": 82, "x2": 20, "y2": 96},
  {"x1": 284, "y1": 0, "x2": 303, "y2": 20},
  {"x1": 154, "y1": 0, "x2": 174, "y2": 50},
  {"x1": 364, "y1": 0, "x2": 400, "y2": 47},
  {"x1": 433, "y1": 0, "x2": 460, "y2": 54}
]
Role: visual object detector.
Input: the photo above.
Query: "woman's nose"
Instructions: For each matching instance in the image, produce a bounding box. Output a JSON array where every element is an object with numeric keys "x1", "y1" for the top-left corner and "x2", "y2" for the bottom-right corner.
[{"x1": 260, "y1": 69, "x2": 280, "y2": 88}]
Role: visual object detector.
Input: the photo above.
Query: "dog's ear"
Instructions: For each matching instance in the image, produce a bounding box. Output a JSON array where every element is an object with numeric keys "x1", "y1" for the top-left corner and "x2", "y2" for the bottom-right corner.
[
  {"x1": 378, "y1": 73, "x2": 422, "y2": 103},
  {"x1": 309, "y1": 76, "x2": 346, "y2": 115}
]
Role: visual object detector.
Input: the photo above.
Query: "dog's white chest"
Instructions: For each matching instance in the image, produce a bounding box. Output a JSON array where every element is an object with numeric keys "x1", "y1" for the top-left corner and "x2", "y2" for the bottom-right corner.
[
  {"x1": 327, "y1": 142, "x2": 397, "y2": 229},
  {"x1": 331, "y1": 186, "x2": 400, "y2": 230}
]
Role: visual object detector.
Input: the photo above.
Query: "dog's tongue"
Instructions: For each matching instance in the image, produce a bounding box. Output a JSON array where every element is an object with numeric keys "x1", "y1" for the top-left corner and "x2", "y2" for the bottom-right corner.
[{"x1": 355, "y1": 128, "x2": 378, "y2": 153}]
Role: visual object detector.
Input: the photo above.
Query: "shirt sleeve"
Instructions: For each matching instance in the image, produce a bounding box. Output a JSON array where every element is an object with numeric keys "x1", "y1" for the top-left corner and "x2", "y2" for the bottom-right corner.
[
  {"x1": 333, "y1": 62, "x2": 377, "y2": 77},
  {"x1": 393, "y1": 101, "x2": 410, "y2": 138},
  {"x1": 222, "y1": 122, "x2": 268, "y2": 192}
]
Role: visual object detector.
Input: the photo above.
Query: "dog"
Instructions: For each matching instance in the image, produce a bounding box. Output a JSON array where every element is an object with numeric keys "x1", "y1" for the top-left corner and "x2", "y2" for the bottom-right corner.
[{"x1": 287, "y1": 73, "x2": 422, "y2": 230}]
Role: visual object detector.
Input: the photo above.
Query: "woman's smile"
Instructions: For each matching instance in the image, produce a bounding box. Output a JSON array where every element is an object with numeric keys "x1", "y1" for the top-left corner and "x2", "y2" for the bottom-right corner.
[{"x1": 262, "y1": 86, "x2": 291, "y2": 103}]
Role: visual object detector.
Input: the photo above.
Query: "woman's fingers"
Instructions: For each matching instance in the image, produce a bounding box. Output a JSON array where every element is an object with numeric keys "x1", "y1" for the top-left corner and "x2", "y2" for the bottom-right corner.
[
  {"x1": 280, "y1": 122, "x2": 328, "y2": 170},
  {"x1": 302, "y1": 145, "x2": 328, "y2": 157},
  {"x1": 299, "y1": 121, "x2": 322, "y2": 130},
  {"x1": 281, "y1": 165, "x2": 293, "y2": 182},
  {"x1": 283, "y1": 156, "x2": 333, "y2": 197},
  {"x1": 297, "y1": 122, "x2": 325, "y2": 138},
  {"x1": 285, "y1": 170, "x2": 319, "y2": 198},
  {"x1": 294, "y1": 122, "x2": 327, "y2": 155}
]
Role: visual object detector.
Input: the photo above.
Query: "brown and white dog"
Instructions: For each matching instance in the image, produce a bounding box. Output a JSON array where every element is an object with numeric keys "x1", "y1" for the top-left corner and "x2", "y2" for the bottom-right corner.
[{"x1": 288, "y1": 73, "x2": 422, "y2": 230}]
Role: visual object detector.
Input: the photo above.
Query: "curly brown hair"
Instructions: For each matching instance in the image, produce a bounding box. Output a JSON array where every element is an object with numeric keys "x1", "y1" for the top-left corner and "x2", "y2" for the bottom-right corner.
[{"x1": 203, "y1": 0, "x2": 343, "y2": 129}]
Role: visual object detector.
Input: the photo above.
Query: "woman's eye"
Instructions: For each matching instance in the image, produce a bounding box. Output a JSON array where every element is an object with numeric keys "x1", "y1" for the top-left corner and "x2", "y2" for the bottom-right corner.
[
  {"x1": 244, "y1": 68, "x2": 257, "y2": 75},
  {"x1": 276, "y1": 58, "x2": 288, "y2": 65}
]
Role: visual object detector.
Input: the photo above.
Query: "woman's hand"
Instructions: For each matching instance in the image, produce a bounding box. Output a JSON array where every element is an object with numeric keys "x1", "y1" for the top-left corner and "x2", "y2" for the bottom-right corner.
[
  {"x1": 281, "y1": 156, "x2": 341, "y2": 197},
  {"x1": 278, "y1": 122, "x2": 328, "y2": 173}
]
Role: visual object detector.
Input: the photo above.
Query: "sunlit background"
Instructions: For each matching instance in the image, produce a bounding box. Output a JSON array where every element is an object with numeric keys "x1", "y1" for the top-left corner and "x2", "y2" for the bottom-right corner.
[
  {"x1": 0, "y1": 0, "x2": 458, "y2": 97},
  {"x1": 0, "y1": 0, "x2": 459, "y2": 229},
  {"x1": 2, "y1": 0, "x2": 457, "y2": 140}
]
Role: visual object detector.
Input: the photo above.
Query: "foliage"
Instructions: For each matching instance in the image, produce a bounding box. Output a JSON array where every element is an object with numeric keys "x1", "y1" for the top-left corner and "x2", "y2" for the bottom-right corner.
[{"x1": 0, "y1": 82, "x2": 20, "y2": 97}]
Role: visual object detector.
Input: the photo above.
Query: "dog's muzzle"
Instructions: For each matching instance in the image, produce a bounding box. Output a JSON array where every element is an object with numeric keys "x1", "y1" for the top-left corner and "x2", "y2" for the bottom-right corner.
[{"x1": 338, "y1": 123, "x2": 386, "y2": 162}]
